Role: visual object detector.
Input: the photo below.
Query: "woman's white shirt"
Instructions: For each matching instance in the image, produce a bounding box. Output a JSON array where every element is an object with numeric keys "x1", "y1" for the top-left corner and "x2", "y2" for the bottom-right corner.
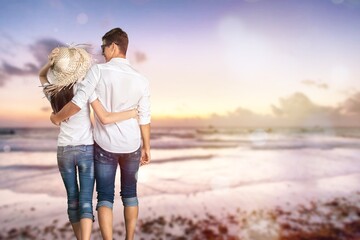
[{"x1": 43, "y1": 83, "x2": 93, "y2": 146}]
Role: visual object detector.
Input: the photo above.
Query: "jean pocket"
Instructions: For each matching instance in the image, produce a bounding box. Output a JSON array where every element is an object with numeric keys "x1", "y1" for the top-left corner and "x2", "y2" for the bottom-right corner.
[
  {"x1": 126, "y1": 147, "x2": 141, "y2": 162},
  {"x1": 95, "y1": 147, "x2": 114, "y2": 164},
  {"x1": 133, "y1": 147, "x2": 141, "y2": 156}
]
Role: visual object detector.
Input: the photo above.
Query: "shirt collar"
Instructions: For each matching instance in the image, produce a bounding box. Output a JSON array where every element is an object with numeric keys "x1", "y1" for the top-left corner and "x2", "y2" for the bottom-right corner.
[{"x1": 110, "y1": 57, "x2": 130, "y2": 65}]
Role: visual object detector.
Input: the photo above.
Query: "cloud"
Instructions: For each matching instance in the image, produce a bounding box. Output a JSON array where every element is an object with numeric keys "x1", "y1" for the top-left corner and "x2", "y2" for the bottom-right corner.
[
  {"x1": 204, "y1": 107, "x2": 275, "y2": 127},
  {"x1": 338, "y1": 92, "x2": 360, "y2": 115},
  {"x1": 154, "y1": 92, "x2": 360, "y2": 127},
  {"x1": 269, "y1": 92, "x2": 343, "y2": 126},
  {"x1": 301, "y1": 79, "x2": 328, "y2": 90},
  {"x1": 153, "y1": 107, "x2": 273, "y2": 128},
  {"x1": 152, "y1": 91, "x2": 360, "y2": 128},
  {"x1": 271, "y1": 92, "x2": 334, "y2": 117},
  {"x1": 1, "y1": 62, "x2": 38, "y2": 76},
  {"x1": 29, "y1": 38, "x2": 64, "y2": 64},
  {"x1": 0, "y1": 37, "x2": 64, "y2": 86},
  {"x1": 0, "y1": 35, "x2": 147, "y2": 87}
]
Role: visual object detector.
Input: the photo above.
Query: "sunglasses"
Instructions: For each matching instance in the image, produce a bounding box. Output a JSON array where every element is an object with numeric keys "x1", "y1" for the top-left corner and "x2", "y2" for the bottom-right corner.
[{"x1": 101, "y1": 42, "x2": 120, "y2": 55}]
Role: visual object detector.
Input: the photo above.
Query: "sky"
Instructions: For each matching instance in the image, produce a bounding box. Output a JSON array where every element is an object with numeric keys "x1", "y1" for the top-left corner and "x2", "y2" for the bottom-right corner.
[{"x1": 0, "y1": 0, "x2": 360, "y2": 127}]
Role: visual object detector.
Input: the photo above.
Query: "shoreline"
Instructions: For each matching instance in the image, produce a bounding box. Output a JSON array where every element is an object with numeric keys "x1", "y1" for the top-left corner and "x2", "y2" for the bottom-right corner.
[{"x1": 1, "y1": 171, "x2": 360, "y2": 239}]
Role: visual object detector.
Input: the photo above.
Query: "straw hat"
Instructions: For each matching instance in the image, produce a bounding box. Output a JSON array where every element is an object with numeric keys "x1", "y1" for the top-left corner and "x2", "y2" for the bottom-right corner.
[{"x1": 44, "y1": 46, "x2": 92, "y2": 96}]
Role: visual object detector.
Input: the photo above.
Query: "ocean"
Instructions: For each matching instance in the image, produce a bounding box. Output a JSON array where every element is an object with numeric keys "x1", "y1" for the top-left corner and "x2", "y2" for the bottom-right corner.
[
  {"x1": 2, "y1": 126, "x2": 360, "y2": 152},
  {"x1": 1, "y1": 126, "x2": 360, "y2": 239}
]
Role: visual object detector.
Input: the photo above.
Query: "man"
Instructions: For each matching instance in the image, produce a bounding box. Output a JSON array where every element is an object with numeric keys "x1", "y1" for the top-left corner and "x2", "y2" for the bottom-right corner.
[{"x1": 50, "y1": 27, "x2": 151, "y2": 240}]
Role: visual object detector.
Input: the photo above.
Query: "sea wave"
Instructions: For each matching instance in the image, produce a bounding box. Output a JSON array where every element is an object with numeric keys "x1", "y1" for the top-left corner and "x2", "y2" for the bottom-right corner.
[{"x1": 1, "y1": 127, "x2": 360, "y2": 152}]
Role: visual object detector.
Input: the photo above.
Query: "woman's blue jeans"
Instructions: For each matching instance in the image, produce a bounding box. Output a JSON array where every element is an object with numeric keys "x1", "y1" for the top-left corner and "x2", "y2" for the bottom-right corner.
[
  {"x1": 57, "y1": 144, "x2": 95, "y2": 223},
  {"x1": 94, "y1": 143, "x2": 141, "y2": 209}
]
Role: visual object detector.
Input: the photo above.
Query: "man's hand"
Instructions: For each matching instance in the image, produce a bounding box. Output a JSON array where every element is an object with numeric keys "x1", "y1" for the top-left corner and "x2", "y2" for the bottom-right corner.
[
  {"x1": 140, "y1": 147, "x2": 151, "y2": 166},
  {"x1": 50, "y1": 112, "x2": 60, "y2": 126}
]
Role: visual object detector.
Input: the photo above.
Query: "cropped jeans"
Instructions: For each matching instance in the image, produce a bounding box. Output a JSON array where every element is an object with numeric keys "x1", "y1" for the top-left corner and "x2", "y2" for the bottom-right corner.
[
  {"x1": 57, "y1": 144, "x2": 95, "y2": 223},
  {"x1": 94, "y1": 142, "x2": 141, "y2": 209}
]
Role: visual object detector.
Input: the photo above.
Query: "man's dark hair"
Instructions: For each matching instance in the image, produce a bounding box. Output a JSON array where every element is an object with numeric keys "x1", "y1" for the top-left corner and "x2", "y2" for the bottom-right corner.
[{"x1": 102, "y1": 28, "x2": 129, "y2": 55}]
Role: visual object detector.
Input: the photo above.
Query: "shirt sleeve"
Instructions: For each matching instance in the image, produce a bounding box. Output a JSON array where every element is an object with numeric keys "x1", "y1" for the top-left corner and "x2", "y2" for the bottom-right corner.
[
  {"x1": 88, "y1": 92, "x2": 98, "y2": 103},
  {"x1": 138, "y1": 77, "x2": 151, "y2": 125},
  {"x1": 72, "y1": 64, "x2": 100, "y2": 109}
]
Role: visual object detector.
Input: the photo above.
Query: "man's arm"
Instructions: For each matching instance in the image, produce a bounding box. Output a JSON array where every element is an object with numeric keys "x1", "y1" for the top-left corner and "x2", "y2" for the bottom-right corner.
[
  {"x1": 50, "y1": 102, "x2": 81, "y2": 125},
  {"x1": 138, "y1": 78, "x2": 151, "y2": 165},
  {"x1": 140, "y1": 124, "x2": 151, "y2": 165},
  {"x1": 90, "y1": 99, "x2": 138, "y2": 125}
]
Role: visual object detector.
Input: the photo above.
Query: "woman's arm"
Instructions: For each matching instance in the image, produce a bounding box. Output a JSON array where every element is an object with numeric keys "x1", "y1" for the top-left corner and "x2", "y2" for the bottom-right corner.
[
  {"x1": 38, "y1": 62, "x2": 51, "y2": 85},
  {"x1": 38, "y1": 48, "x2": 59, "y2": 85},
  {"x1": 91, "y1": 99, "x2": 138, "y2": 125}
]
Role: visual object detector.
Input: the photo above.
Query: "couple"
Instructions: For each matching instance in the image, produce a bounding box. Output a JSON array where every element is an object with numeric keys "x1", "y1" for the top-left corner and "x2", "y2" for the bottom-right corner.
[{"x1": 39, "y1": 28, "x2": 151, "y2": 240}]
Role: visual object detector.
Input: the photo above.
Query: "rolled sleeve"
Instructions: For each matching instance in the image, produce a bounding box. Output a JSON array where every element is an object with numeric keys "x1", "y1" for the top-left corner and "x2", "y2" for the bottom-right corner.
[
  {"x1": 138, "y1": 78, "x2": 151, "y2": 125},
  {"x1": 72, "y1": 65, "x2": 100, "y2": 109},
  {"x1": 89, "y1": 92, "x2": 98, "y2": 103}
]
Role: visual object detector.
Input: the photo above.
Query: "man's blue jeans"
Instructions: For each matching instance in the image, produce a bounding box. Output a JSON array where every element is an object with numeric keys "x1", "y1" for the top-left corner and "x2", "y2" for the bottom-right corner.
[
  {"x1": 57, "y1": 144, "x2": 95, "y2": 223},
  {"x1": 94, "y1": 143, "x2": 141, "y2": 209}
]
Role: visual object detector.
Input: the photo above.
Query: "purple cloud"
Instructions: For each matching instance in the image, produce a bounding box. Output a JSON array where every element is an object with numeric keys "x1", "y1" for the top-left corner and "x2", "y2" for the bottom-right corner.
[
  {"x1": 0, "y1": 38, "x2": 65, "y2": 87},
  {"x1": 29, "y1": 38, "x2": 64, "y2": 65},
  {"x1": 1, "y1": 62, "x2": 38, "y2": 76}
]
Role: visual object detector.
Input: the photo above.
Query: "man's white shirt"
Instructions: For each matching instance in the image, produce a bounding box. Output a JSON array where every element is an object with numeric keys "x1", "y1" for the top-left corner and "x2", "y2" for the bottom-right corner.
[{"x1": 72, "y1": 58, "x2": 151, "y2": 153}]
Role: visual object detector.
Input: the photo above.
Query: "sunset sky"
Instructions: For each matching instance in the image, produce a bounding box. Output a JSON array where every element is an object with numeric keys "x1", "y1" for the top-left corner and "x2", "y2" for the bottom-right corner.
[{"x1": 0, "y1": 0, "x2": 360, "y2": 127}]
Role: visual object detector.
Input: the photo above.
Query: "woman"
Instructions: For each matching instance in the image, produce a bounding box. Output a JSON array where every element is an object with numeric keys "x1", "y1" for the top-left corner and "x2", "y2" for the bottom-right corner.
[{"x1": 38, "y1": 47, "x2": 137, "y2": 240}]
